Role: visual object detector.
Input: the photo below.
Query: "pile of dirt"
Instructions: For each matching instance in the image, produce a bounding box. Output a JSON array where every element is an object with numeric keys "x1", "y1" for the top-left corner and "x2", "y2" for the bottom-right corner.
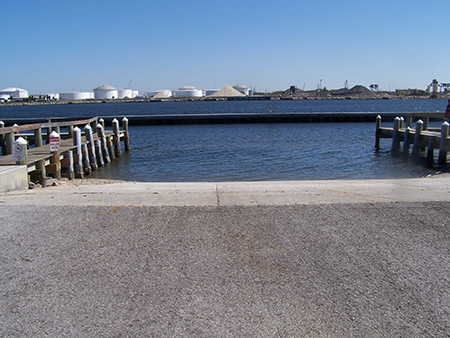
[{"x1": 333, "y1": 85, "x2": 376, "y2": 97}]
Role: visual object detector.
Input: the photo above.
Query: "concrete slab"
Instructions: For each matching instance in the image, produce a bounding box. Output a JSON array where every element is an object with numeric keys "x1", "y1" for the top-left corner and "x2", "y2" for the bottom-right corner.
[
  {"x1": 1, "y1": 176, "x2": 449, "y2": 206},
  {"x1": 0, "y1": 165, "x2": 28, "y2": 193}
]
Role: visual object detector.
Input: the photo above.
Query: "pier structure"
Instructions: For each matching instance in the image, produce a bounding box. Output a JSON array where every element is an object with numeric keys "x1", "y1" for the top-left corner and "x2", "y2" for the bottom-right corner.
[
  {"x1": 0, "y1": 117, "x2": 130, "y2": 192},
  {"x1": 375, "y1": 112, "x2": 449, "y2": 165}
]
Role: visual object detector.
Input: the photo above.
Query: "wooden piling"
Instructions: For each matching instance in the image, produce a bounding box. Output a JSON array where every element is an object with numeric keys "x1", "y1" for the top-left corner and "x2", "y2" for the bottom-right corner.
[
  {"x1": 73, "y1": 127, "x2": 84, "y2": 178},
  {"x1": 34, "y1": 126, "x2": 43, "y2": 147},
  {"x1": 426, "y1": 137, "x2": 434, "y2": 166},
  {"x1": 438, "y1": 121, "x2": 449, "y2": 165},
  {"x1": 112, "y1": 118, "x2": 122, "y2": 157},
  {"x1": 375, "y1": 115, "x2": 381, "y2": 149},
  {"x1": 106, "y1": 135, "x2": 115, "y2": 160},
  {"x1": 48, "y1": 151, "x2": 61, "y2": 179},
  {"x1": 95, "y1": 139, "x2": 104, "y2": 167},
  {"x1": 402, "y1": 127, "x2": 411, "y2": 155},
  {"x1": 84, "y1": 124, "x2": 98, "y2": 171},
  {"x1": 412, "y1": 119, "x2": 424, "y2": 159},
  {"x1": 62, "y1": 151, "x2": 74, "y2": 180},
  {"x1": 82, "y1": 143, "x2": 91, "y2": 175},
  {"x1": 96, "y1": 124, "x2": 110, "y2": 163},
  {"x1": 5, "y1": 131, "x2": 14, "y2": 155},
  {"x1": 391, "y1": 117, "x2": 401, "y2": 156},
  {"x1": 122, "y1": 117, "x2": 131, "y2": 152},
  {"x1": 0, "y1": 121, "x2": 5, "y2": 155}
]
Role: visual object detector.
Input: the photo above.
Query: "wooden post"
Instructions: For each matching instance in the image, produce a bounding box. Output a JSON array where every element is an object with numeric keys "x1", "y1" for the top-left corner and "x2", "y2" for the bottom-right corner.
[
  {"x1": 36, "y1": 160, "x2": 46, "y2": 185},
  {"x1": 13, "y1": 137, "x2": 28, "y2": 165},
  {"x1": 0, "y1": 121, "x2": 5, "y2": 155},
  {"x1": 99, "y1": 118, "x2": 105, "y2": 129},
  {"x1": 95, "y1": 139, "x2": 104, "y2": 167},
  {"x1": 122, "y1": 117, "x2": 131, "y2": 152},
  {"x1": 402, "y1": 127, "x2": 411, "y2": 155},
  {"x1": 68, "y1": 125, "x2": 74, "y2": 139},
  {"x1": 391, "y1": 117, "x2": 401, "y2": 156},
  {"x1": 82, "y1": 143, "x2": 91, "y2": 175},
  {"x1": 84, "y1": 124, "x2": 98, "y2": 171},
  {"x1": 62, "y1": 151, "x2": 74, "y2": 180},
  {"x1": 48, "y1": 131, "x2": 61, "y2": 179},
  {"x1": 426, "y1": 137, "x2": 434, "y2": 166},
  {"x1": 423, "y1": 117, "x2": 429, "y2": 131},
  {"x1": 73, "y1": 126, "x2": 84, "y2": 178},
  {"x1": 399, "y1": 117, "x2": 404, "y2": 129},
  {"x1": 106, "y1": 135, "x2": 115, "y2": 160},
  {"x1": 375, "y1": 115, "x2": 381, "y2": 149},
  {"x1": 438, "y1": 121, "x2": 449, "y2": 165},
  {"x1": 112, "y1": 118, "x2": 122, "y2": 157},
  {"x1": 46, "y1": 119, "x2": 52, "y2": 143},
  {"x1": 412, "y1": 119, "x2": 424, "y2": 159},
  {"x1": 34, "y1": 127, "x2": 43, "y2": 147},
  {"x1": 96, "y1": 124, "x2": 110, "y2": 163},
  {"x1": 5, "y1": 132, "x2": 14, "y2": 155},
  {"x1": 406, "y1": 115, "x2": 413, "y2": 128}
]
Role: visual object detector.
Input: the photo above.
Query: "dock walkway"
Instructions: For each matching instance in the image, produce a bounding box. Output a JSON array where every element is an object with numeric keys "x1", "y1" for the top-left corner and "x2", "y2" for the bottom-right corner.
[
  {"x1": 376, "y1": 112, "x2": 449, "y2": 165},
  {"x1": 0, "y1": 117, "x2": 130, "y2": 191}
]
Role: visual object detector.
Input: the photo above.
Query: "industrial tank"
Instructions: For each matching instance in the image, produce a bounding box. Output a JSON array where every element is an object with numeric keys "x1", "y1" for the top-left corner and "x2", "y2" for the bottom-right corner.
[
  {"x1": 93, "y1": 85, "x2": 118, "y2": 99},
  {"x1": 117, "y1": 89, "x2": 133, "y2": 99},
  {"x1": 0, "y1": 87, "x2": 29, "y2": 98},
  {"x1": 174, "y1": 86, "x2": 203, "y2": 98},
  {"x1": 59, "y1": 92, "x2": 94, "y2": 100},
  {"x1": 233, "y1": 84, "x2": 251, "y2": 96}
]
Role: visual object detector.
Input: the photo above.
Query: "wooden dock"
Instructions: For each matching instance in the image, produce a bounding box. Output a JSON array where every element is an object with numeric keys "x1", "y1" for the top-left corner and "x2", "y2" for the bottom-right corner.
[
  {"x1": 0, "y1": 117, "x2": 130, "y2": 185},
  {"x1": 375, "y1": 112, "x2": 449, "y2": 165}
]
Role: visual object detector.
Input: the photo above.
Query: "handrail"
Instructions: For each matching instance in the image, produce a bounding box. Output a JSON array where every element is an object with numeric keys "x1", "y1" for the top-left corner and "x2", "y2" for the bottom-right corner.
[{"x1": 0, "y1": 117, "x2": 99, "y2": 135}]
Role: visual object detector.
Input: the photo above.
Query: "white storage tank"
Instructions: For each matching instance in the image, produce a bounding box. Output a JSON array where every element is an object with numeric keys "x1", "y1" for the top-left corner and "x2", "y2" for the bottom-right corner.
[
  {"x1": 93, "y1": 85, "x2": 118, "y2": 99},
  {"x1": 174, "y1": 85, "x2": 203, "y2": 98},
  {"x1": 59, "y1": 92, "x2": 94, "y2": 100},
  {"x1": 117, "y1": 89, "x2": 133, "y2": 99},
  {"x1": 0, "y1": 87, "x2": 29, "y2": 99},
  {"x1": 233, "y1": 84, "x2": 251, "y2": 96}
]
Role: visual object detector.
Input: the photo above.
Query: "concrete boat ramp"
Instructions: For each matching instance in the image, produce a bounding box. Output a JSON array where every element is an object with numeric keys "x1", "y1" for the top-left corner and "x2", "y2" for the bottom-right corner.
[{"x1": 1, "y1": 177, "x2": 450, "y2": 337}]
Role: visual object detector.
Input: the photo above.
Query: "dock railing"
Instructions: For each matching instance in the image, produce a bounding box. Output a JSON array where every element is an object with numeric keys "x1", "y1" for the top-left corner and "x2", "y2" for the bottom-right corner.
[
  {"x1": 0, "y1": 117, "x2": 130, "y2": 184},
  {"x1": 376, "y1": 112, "x2": 449, "y2": 165}
]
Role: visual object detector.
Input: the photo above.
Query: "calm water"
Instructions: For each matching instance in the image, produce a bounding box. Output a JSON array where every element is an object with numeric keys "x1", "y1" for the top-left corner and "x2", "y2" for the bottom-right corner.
[{"x1": 1, "y1": 99, "x2": 448, "y2": 181}]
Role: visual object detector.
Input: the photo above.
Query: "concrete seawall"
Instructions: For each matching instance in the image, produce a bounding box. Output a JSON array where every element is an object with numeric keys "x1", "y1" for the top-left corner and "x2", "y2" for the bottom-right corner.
[{"x1": 2, "y1": 112, "x2": 403, "y2": 127}]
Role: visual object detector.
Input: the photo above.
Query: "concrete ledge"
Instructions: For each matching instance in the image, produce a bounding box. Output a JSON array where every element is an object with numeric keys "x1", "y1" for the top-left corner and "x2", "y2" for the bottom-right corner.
[
  {"x1": 1, "y1": 176, "x2": 449, "y2": 206},
  {"x1": 0, "y1": 165, "x2": 28, "y2": 193}
]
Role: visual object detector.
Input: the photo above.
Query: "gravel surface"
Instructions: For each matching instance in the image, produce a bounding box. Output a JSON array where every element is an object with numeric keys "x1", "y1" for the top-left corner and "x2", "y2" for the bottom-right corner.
[{"x1": 1, "y1": 201, "x2": 450, "y2": 337}]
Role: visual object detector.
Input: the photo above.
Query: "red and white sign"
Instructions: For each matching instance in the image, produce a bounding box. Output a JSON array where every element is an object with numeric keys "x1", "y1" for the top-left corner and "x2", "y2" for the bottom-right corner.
[{"x1": 49, "y1": 131, "x2": 60, "y2": 152}]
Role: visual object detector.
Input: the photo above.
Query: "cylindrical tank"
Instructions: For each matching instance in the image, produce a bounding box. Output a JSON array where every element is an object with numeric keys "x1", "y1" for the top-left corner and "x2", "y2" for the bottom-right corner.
[
  {"x1": 233, "y1": 84, "x2": 251, "y2": 96},
  {"x1": 117, "y1": 89, "x2": 133, "y2": 99},
  {"x1": 0, "y1": 87, "x2": 29, "y2": 98},
  {"x1": 93, "y1": 85, "x2": 118, "y2": 99},
  {"x1": 174, "y1": 86, "x2": 203, "y2": 98},
  {"x1": 59, "y1": 92, "x2": 94, "y2": 100}
]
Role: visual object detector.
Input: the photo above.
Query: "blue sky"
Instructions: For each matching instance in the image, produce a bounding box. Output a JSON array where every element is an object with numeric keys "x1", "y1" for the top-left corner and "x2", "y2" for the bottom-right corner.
[{"x1": 1, "y1": 0, "x2": 449, "y2": 94}]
